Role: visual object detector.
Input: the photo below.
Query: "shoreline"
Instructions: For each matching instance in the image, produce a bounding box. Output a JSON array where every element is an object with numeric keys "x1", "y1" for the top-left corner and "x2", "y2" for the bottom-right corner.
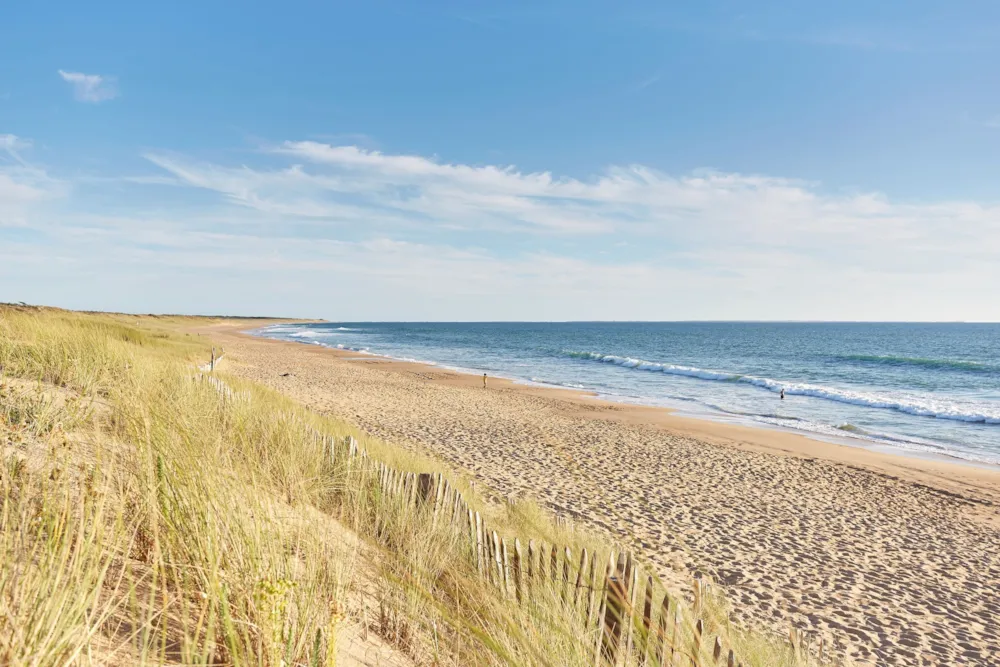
[{"x1": 240, "y1": 326, "x2": 1000, "y2": 502}]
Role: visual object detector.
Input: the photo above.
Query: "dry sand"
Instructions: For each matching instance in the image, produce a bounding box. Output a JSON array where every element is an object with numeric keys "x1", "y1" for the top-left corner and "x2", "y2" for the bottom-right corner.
[{"x1": 195, "y1": 322, "x2": 1000, "y2": 666}]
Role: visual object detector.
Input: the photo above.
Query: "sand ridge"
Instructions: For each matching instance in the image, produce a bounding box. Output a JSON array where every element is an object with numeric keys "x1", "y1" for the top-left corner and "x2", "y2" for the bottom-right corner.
[{"x1": 199, "y1": 325, "x2": 1000, "y2": 666}]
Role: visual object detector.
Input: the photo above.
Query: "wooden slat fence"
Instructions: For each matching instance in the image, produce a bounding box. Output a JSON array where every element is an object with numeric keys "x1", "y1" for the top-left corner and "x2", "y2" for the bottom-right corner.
[{"x1": 310, "y1": 430, "x2": 754, "y2": 666}]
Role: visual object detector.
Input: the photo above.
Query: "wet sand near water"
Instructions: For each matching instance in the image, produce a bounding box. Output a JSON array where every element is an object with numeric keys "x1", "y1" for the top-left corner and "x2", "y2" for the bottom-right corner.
[{"x1": 194, "y1": 322, "x2": 1000, "y2": 666}]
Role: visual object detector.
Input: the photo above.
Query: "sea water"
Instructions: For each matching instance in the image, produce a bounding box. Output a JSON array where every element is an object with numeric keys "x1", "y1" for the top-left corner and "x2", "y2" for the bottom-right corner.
[{"x1": 251, "y1": 322, "x2": 1000, "y2": 466}]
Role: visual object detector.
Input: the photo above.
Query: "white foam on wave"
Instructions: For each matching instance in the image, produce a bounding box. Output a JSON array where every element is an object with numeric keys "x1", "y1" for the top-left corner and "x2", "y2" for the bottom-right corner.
[
  {"x1": 529, "y1": 377, "x2": 587, "y2": 390},
  {"x1": 565, "y1": 351, "x2": 1000, "y2": 425},
  {"x1": 333, "y1": 343, "x2": 370, "y2": 353},
  {"x1": 290, "y1": 330, "x2": 332, "y2": 339}
]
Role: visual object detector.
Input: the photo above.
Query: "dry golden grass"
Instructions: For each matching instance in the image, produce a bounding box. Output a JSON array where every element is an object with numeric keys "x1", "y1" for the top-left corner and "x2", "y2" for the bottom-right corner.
[{"x1": 0, "y1": 306, "x2": 829, "y2": 666}]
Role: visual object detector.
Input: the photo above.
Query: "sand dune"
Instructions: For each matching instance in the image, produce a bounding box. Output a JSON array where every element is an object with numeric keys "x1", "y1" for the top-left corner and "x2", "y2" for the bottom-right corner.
[{"x1": 202, "y1": 325, "x2": 1000, "y2": 666}]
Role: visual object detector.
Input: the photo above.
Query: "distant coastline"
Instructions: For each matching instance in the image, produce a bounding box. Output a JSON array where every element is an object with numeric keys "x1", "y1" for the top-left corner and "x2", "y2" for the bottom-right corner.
[{"x1": 248, "y1": 321, "x2": 1000, "y2": 469}]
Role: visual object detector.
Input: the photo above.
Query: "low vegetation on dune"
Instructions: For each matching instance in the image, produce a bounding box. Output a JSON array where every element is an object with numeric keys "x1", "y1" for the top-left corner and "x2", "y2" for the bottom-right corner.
[{"x1": 0, "y1": 306, "x2": 826, "y2": 666}]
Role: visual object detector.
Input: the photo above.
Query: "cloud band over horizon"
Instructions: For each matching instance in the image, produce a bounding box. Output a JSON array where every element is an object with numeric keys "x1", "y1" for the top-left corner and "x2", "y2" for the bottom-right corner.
[{"x1": 2, "y1": 133, "x2": 999, "y2": 321}]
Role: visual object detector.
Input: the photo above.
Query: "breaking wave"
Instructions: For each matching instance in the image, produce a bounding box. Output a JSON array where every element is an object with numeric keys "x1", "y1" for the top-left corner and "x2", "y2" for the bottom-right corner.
[{"x1": 562, "y1": 350, "x2": 1000, "y2": 425}]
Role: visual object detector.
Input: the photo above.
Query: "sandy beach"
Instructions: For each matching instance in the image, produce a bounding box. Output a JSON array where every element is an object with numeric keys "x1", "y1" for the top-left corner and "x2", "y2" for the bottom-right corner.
[{"x1": 196, "y1": 322, "x2": 1000, "y2": 666}]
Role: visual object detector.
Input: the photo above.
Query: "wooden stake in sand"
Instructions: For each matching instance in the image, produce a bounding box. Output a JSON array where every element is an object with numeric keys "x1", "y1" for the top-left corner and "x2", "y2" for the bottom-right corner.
[
  {"x1": 601, "y1": 552, "x2": 626, "y2": 663},
  {"x1": 575, "y1": 548, "x2": 588, "y2": 607},
  {"x1": 622, "y1": 553, "x2": 637, "y2": 659},
  {"x1": 654, "y1": 593, "x2": 669, "y2": 666},
  {"x1": 501, "y1": 537, "x2": 512, "y2": 596},
  {"x1": 512, "y1": 538, "x2": 523, "y2": 603},
  {"x1": 492, "y1": 531, "x2": 504, "y2": 592},
  {"x1": 551, "y1": 545, "x2": 558, "y2": 585},
  {"x1": 692, "y1": 618, "x2": 704, "y2": 667},
  {"x1": 475, "y1": 512, "x2": 485, "y2": 574},
  {"x1": 563, "y1": 546, "x2": 572, "y2": 603},
  {"x1": 641, "y1": 575, "x2": 653, "y2": 664},
  {"x1": 585, "y1": 550, "x2": 599, "y2": 627}
]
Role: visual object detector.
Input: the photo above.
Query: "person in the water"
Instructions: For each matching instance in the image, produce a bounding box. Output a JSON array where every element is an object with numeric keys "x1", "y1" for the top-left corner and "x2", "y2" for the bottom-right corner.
[{"x1": 780, "y1": 388, "x2": 785, "y2": 400}]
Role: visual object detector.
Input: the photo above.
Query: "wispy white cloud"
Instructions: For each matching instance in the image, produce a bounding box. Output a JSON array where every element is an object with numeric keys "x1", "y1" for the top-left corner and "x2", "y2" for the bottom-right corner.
[
  {"x1": 142, "y1": 141, "x2": 1000, "y2": 271},
  {"x1": 631, "y1": 73, "x2": 662, "y2": 92},
  {"x1": 0, "y1": 134, "x2": 29, "y2": 151},
  {"x1": 0, "y1": 136, "x2": 61, "y2": 231},
  {"x1": 58, "y1": 70, "x2": 118, "y2": 103},
  {"x1": 0, "y1": 133, "x2": 32, "y2": 162},
  {"x1": 5, "y1": 137, "x2": 1000, "y2": 320}
]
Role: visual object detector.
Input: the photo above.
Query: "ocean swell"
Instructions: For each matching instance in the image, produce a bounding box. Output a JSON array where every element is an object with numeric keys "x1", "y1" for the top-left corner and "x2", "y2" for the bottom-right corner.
[
  {"x1": 834, "y1": 354, "x2": 998, "y2": 373},
  {"x1": 563, "y1": 350, "x2": 1000, "y2": 425}
]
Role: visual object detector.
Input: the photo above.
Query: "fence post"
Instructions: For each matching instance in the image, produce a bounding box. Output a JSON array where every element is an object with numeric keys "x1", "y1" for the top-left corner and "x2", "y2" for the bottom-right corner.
[
  {"x1": 593, "y1": 550, "x2": 614, "y2": 665},
  {"x1": 550, "y1": 545, "x2": 558, "y2": 586},
  {"x1": 492, "y1": 531, "x2": 504, "y2": 592},
  {"x1": 601, "y1": 551, "x2": 626, "y2": 664},
  {"x1": 575, "y1": 548, "x2": 588, "y2": 607},
  {"x1": 654, "y1": 593, "x2": 669, "y2": 666},
  {"x1": 623, "y1": 553, "x2": 637, "y2": 660},
  {"x1": 501, "y1": 537, "x2": 512, "y2": 596},
  {"x1": 451, "y1": 492, "x2": 461, "y2": 526},
  {"x1": 512, "y1": 538, "x2": 523, "y2": 603},
  {"x1": 692, "y1": 619, "x2": 704, "y2": 667},
  {"x1": 712, "y1": 637, "x2": 722, "y2": 663},
  {"x1": 563, "y1": 546, "x2": 572, "y2": 604},
  {"x1": 527, "y1": 540, "x2": 536, "y2": 584},
  {"x1": 432, "y1": 474, "x2": 444, "y2": 525},
  {"x1": 210, "y1": 347, "x2": 216, "y2": 372},
  {"x1": 475, "y1": 512, "x2": 484, "y2": 574},
  {"x1": 483, "y1": 526, "x2": 493, "y2": 584},
  {"x1": 468, "y1": 510, "x2": 478, "y2": 571},
  {"x1": 641, "y1": 576, "x2": 653, "y2": 665},
  {"x1": 585, "y1": 550, "x2": 598, "y2": 628}
]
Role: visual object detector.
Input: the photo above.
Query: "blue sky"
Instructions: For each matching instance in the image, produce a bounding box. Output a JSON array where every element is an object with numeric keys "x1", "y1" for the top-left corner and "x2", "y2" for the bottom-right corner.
[{"x1": 2, "y1": 1, "x2": 1000, "y2": 320}]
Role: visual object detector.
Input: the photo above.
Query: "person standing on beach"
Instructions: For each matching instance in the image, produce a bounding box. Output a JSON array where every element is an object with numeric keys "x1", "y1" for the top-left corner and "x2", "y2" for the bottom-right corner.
[{"x1": 483, "y1": 373, "x2": 488, "y2": 389}]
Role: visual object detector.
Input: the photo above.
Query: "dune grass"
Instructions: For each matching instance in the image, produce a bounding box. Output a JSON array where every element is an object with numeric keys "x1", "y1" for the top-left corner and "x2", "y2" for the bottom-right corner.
[{"x1": 0, "y1": 306, "x2": 827, "y2": 666}]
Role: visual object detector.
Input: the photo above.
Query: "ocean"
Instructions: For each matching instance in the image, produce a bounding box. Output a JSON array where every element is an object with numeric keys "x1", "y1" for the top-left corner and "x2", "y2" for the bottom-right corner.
[{"x1": 251, "y1": 322, "x2": 1000, "y2": 466}]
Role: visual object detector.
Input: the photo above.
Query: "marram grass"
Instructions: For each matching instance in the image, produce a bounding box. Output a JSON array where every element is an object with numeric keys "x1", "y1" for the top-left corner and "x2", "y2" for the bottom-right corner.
[{"x1": 0, "y1": 306, "x2": 829, "y2": 666}]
